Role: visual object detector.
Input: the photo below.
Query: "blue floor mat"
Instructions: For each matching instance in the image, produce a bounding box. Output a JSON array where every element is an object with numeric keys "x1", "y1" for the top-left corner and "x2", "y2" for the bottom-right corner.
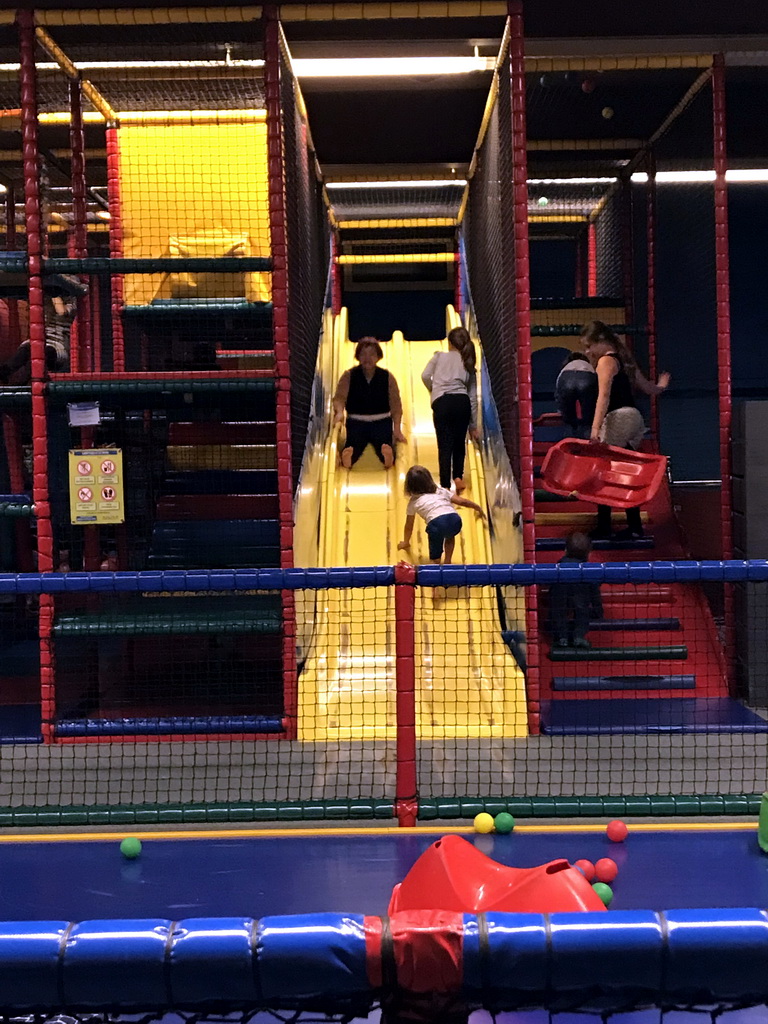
[{"x1": 541, "y1": 697, "x2": 768, "y2": 734}]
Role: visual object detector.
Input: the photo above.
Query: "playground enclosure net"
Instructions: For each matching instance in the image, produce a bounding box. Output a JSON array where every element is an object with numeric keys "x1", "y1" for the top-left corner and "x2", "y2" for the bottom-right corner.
[{"x1": 0, "y1": 560, "x2": 764, "y2": 823}]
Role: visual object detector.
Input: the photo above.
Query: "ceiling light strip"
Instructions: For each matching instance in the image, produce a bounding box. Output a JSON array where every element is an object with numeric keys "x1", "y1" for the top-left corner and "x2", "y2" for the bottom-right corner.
[
  {"x1": 336, "y1": 253, "x2": 458, "y2": 264},
  {"x1": 337, "y1": 217, "x2": 458, "y2": 228}
]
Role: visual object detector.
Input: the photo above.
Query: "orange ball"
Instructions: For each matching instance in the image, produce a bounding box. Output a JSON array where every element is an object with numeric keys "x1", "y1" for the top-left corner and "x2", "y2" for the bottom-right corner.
[
  {"x1": 595, "y1": 857, "x2": 618, "y2": 883},
  {"x1": 606, "y1": 820, "x2": 628, "y2": 842}
]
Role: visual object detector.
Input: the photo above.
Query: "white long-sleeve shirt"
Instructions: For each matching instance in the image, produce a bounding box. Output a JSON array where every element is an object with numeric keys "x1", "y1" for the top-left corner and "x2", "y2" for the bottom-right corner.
[{"x1": 421, "y1": 349, "x2": 478, "y2": 428}]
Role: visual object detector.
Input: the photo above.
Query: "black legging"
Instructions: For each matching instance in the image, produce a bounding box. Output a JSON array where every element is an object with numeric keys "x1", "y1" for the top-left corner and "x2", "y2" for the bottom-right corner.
[{"x1": 432, "y1": 393, "x2": 471, "y2": 488}]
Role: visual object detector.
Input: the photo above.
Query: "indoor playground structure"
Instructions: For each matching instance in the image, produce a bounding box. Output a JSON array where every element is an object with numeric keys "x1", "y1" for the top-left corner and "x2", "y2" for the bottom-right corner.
[
  {"x1": 2, "y1": 3, "x2": 768, "y2": 1023},
  {"x1": 0, "y1": 0, "x2": 763, "y2": 814}
]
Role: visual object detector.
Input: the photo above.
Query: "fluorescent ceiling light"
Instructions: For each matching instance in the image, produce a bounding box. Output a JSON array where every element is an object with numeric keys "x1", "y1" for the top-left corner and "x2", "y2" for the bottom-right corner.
[
  {"x1": 292, "y1": 56, "x2": 494, "y2": 77},
  {"x1": 0, "y1": 59, "x2": 264, "y2": 72},
  {"x1": 528, "y1": 177, "x2": 617, "y2": 185},
  {"x1": 632, "y1": 170, "x2": 768, "y2": 183},
  {"x1": 327, "y1": 180, "x2": 466, "y2": 189}
]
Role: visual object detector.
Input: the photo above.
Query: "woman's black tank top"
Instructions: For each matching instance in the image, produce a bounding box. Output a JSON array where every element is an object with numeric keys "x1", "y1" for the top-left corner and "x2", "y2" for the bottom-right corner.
[
  {"x1": 606, "y1": 353, "x2": 636, "y2": 411},
  {"x1": 345, "y1": 365, "x2": 391, "y2": 415}
]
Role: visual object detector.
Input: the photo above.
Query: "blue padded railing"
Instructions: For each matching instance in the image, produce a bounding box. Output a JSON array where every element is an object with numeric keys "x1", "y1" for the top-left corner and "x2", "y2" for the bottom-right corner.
[
  {"x1": 0, "y1": 910, "x2": 767, "y2": 1014},
  {"x1": 0, "y1": 560, "x2": 763, "y2": 594}
]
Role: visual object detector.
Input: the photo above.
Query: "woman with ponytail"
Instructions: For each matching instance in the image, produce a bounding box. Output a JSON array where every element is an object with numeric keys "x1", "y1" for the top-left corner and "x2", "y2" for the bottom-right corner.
[
  {"x1": 583, "y1": 319, "x2": 670, "y2": 540},
  {"x1": 421, "y1": 326, "x2": 479, "y2": 492}
]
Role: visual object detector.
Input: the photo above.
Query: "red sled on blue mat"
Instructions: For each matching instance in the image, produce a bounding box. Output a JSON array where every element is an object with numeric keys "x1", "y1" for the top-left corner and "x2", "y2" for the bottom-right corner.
[{"x1": 540, "y1": 439, "x2": 668, "y2": 509}]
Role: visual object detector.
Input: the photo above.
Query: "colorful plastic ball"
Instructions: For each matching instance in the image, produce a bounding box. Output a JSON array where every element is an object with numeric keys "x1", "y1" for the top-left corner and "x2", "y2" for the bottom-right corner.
[
  {"x1": 594, "y1": 857, "x2": 618, "y2": 883},
  {"x1": 581, "y1": 76, "x2": 597, "y2": 94},
  {"x1": 537, "y1": 195, "x2": 549, "y2": 207},
  {"x1": 602, "y1": 106, "x2": 614, "y2": 120},
  {"x1": 574, "y1": 858, "x2": 596, "y2": 881},
  {"x1": 592, "y1": 881, "x2": 613, "y2": 906},
  {"x1": 539, "y1": 73, "x2": 558, "y2": 89},
  {"x1": 120, "y1": 837, "x2": 142, "y2": 859},
  {"x1": 606, "y1": 820, "x2": 629, "y2": 842},
  {"x1": 474, "y1": 812, "x2": 495, "y2": 834},
  {"x1": 494, "y1": 812, "x2": 515, "y2": 834}
]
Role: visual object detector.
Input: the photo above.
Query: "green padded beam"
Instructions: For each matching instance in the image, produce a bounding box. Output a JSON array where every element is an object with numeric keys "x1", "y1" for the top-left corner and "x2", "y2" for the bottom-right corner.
[
  {"x1": 53, "y1": 610, "x2": 282, "y2": 636},
  {"x1": 45, "y1": 257, "x2": 272, "y2": 274},
  {"x1": 548, "y1": 645, "x2": 688, "y2": 661},
  {"x1": 48, "y1": 379, "x2": 275, "y2": 398}
]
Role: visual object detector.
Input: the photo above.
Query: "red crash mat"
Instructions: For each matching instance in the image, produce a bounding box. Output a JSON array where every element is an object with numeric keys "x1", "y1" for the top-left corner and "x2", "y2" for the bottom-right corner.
[
  {"x1": 389, "y1": 835, "x2": 604, "y2": 914},
  {"x1": 540, "y1": 439, "x2": 668, "y2": 509}
]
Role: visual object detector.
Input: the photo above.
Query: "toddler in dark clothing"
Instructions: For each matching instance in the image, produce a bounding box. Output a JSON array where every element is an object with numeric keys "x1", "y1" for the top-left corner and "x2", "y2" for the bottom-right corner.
[{"x1": 549, "y1": 531, "x2": 603, "y2": 649}]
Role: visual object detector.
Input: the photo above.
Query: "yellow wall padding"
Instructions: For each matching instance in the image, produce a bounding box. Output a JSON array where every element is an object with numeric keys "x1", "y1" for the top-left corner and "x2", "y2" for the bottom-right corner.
[{"x1": 119, "y1": 121, "x2": 271, "y2": 306}]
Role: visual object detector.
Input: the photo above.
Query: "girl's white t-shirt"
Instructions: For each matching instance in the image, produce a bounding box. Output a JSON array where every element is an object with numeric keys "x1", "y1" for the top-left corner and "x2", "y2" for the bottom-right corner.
[{"x1": 406, "y1": 487, "x2": 455, "y2": 524}]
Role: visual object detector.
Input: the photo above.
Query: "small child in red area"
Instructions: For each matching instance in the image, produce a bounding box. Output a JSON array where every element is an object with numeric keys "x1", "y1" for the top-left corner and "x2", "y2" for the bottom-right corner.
[{"x1": 397, "y1": 464, "x2": 485, "y2": 564}]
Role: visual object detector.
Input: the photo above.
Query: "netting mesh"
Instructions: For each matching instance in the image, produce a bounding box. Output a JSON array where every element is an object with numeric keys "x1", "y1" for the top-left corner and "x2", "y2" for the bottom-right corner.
[
  {"x1": 279, "y1": 34, "x2": 330, "y2": 485},
  {"x1": 465, "y1": 62, "x2": 519, "y2": 469}
]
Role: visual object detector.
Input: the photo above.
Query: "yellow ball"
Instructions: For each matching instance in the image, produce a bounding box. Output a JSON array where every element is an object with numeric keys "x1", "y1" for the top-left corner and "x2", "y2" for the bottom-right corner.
[{"x1": 473, "y1": 812, "x2": 495, "y2": 834}]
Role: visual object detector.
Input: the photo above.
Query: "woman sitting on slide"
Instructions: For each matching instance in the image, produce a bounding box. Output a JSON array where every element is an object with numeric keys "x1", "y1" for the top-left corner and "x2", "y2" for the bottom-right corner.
[
  {"x1": 333, "y1": 338, "x2": 405, "y2": 470},
  {"x1": 584, "y1": 320, "x2": 670, "y2": 540}
]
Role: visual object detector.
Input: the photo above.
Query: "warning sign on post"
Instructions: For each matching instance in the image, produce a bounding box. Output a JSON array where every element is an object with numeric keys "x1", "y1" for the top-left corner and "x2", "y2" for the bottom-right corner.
[{"x1": 69, "y1": 449, "x2": 125, "y2": 524}]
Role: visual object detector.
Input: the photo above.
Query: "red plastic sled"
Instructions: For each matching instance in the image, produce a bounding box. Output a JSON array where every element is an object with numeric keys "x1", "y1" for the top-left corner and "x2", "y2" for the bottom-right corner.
[
  {"x1": 540, "y1": 438, "x2": 667, "y2": 509},
  {"x1": 389, "y1": 835, "x2": 604, "y2": 915}
]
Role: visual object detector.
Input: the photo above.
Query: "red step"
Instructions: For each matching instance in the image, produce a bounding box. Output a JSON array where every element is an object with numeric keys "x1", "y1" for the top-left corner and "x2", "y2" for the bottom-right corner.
[
  {"x1": 168, "y1": 421, "x2": 275, "y2": 445},
  {"x1": 156, "y1": 494, "x2": 279, "y2": 520}
]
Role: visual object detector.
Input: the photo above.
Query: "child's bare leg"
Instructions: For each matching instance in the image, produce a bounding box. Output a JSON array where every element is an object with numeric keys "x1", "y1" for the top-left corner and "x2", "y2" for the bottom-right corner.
[
  {"x1": 444, "y1": 537, "x2": 456, "y2": 564},
  {"x1": 341, "y1": 447, "x2": 353, "y2": 469}
]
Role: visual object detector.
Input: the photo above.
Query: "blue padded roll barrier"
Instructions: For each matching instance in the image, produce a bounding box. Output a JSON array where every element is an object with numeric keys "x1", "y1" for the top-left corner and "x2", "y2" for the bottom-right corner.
[
  {"x1": 55, "y1": 715, "x2": 285, "y2": 737},
  {"x1": 0, "y1": 560, "x2": 766, "y2": 595},
  {"x1": 169, "y1": 918, "x2": 258, "y2": 1005},
  {"x1": 0, "y1": 921, "x2": 70, "y2": 1007},
  {"x1": 0, "y1": 912, "x2": 768, "y2": 1013},
  {"x1": 65, "y1": 920, "x2": 170, "y2": 1007},
  {"x1": 257, "y1": 914, "x2": 369, "y2": 1004}
]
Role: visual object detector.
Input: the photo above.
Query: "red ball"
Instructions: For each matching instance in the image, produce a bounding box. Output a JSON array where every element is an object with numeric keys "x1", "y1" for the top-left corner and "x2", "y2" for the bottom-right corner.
[
  {"x1": 574, "y1": 858, "x2": 595, "y2": 881},
  {"x1": 606, "y1": 820, "x2": 629, "y2": 842},
  {"x1": 594, "y1": 857, "x2": 618, "y2": 883},
  {"x1": 581, "y1": 76, "x2": 596, "y2": 94}
]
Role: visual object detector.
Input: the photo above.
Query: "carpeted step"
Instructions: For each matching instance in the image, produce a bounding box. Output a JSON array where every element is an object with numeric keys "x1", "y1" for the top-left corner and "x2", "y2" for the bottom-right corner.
[{"x1": 540, "y1": 697, "x2": 768, "y2": 734}]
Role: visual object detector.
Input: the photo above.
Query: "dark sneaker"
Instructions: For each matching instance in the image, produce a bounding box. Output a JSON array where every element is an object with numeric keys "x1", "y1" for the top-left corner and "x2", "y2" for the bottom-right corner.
[{"x1": 612, "y1": 527, "x2": 645, "y2": 543}]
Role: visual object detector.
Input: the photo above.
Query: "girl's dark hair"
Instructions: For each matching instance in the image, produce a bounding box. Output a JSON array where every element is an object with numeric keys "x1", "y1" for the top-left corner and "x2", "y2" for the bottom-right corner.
[
  {"x1": 561, "y1": 352, "x2": 591, "y2": 368},
  {"x1": 404, "y1": 465, "x2": 437, "y2": 497},
  {"x1": 581, "y1": 319, "x2": 636, "y2": 381},
  {"x1": 447, "y1": 326, "x2": 476, "y2": 375},
  {"x1": 355, "y1": 338, "x2": 384, "y2": 361},
  {"x1": 565, "y1": 530, "x2": 592, "y2": 560}
]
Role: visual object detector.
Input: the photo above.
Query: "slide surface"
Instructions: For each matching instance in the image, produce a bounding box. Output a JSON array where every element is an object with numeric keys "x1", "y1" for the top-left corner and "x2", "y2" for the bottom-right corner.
[{"x1": 298, "y1": 310, "x2": 527, "y2": 741}]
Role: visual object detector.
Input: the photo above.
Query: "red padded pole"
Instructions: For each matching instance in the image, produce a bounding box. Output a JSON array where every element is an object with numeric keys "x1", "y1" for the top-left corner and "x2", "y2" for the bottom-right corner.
[
  {"x1": 18, "y1": 7, "x2": 55, "y2": 744},
  {"x1": 264, "y1": 5, "x2": 296, "y2": 739},
  {"x1": 587, "y1": 222, "x2": 597, "y2": 297},
  {"x1": 646, "y1": 152, "x2": 660, "y2": 445},
  {"x1": 4, "y1": 186, "x2": 21, "y2": 354},
  {"x1": 106, "y1": 122, "x2": 125, "y2": 371},
  {"x1": 394, "y1": 561, "x2": 417, "y2": 827},
  {"x1": 508, "y1": 1, "x2": 539, "y2": 735}
]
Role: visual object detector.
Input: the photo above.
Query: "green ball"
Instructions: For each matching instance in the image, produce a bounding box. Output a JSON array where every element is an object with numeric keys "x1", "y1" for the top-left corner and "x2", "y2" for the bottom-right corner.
[
  {"x1": 120, "y1": 837, "x2": 142, "y2": 859},
  {"x1": 494, "y1": 812, "x2": 515, "y2": 834},
  {"x1": 473, "y1": 812, "x2": 495, "y2": 834},
  {"x1": 592, "y1": 881, "x2": 613, "y2": 906},
  {"x1": 537, "y1": 195, "x2": 549, "y2": 207}
]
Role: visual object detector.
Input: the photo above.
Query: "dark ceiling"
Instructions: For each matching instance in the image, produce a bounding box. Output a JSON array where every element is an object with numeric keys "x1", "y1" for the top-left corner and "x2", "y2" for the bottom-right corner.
[{"x1": 1, "y1": 1, "x2": 768, "y2": 195}]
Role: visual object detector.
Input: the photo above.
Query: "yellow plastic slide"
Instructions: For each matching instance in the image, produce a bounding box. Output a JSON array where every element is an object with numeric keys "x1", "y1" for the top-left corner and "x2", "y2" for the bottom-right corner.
[{"x1": 298, "y1": 308, "x2": 527, "y2": 741}]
